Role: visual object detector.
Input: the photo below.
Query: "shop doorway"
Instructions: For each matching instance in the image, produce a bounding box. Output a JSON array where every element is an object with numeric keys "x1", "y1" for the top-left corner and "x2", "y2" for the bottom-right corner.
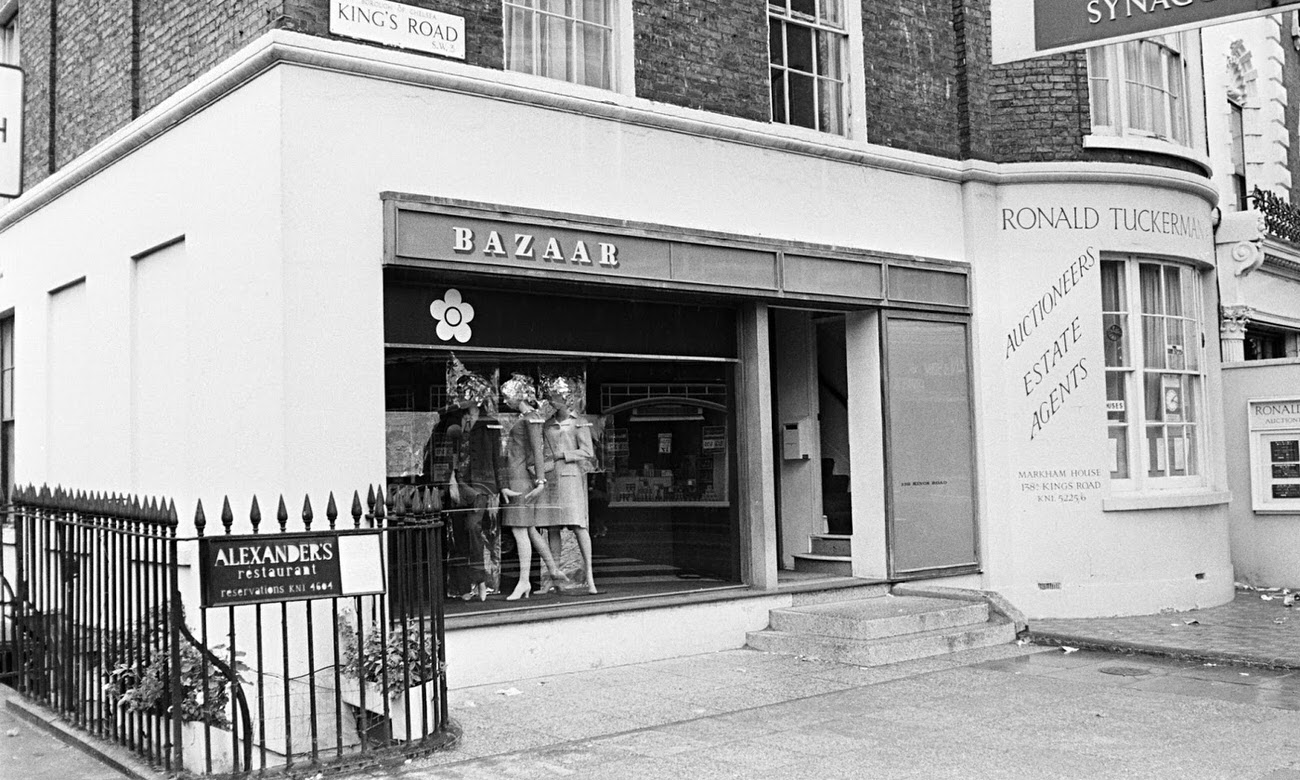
[{"x1": 770, "y1": 309, "x2": 857, "y2": 577}]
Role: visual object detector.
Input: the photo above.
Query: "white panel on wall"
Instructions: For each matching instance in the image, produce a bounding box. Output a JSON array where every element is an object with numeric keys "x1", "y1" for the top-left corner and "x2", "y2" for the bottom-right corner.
[
  {"x1": 131, "y1": 239, "x2": 187, "y2": 496},
  {"x1": 46, "y1": 279, "x2": 91, "y2": 483}
]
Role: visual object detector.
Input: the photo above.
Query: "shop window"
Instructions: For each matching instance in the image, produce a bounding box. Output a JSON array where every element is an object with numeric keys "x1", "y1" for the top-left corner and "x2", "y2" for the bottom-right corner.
[
  {"x1": 384, "y1": 344, "x2": 740, "y2": 609},
  {"x1": 1087, "y1": 35, "x2": 1191, "y2": 147},
  {"x1": 1244, "y1": 325, "x2": 1297, "y2": 361},
  {"x1": 768, "y1": 0, "x2": 847, "y2": 135},
  {"x1": 1101, "y1": 257, "x2": 1206, "y2": 488},
  {"x1": 503, "y1": 0, "x2": 619, "y2": 90},
  {"x1": 1, "y1": 317, "x2": 11, "y2": 498}
]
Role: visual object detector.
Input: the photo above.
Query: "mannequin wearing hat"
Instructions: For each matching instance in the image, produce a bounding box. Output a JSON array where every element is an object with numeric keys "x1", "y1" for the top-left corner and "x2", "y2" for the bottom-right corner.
[
  {"x1": 537, "y1": 376, "x2": 598, "y2": 595},
  {"x1": 499, "y1": 374, "x2": 569, "y2": 601}
]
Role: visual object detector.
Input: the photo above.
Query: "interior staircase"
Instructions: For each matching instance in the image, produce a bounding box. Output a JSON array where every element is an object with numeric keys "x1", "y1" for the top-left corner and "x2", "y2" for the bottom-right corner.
[{"x1": 746, "y1": 586, "x2": 1018, "y2": 666}]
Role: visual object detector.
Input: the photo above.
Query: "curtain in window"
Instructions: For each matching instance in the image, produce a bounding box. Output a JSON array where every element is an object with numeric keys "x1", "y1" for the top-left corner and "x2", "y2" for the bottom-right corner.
[{"x1": 503, "y1": 0, "x2": 613, "y2": 89}]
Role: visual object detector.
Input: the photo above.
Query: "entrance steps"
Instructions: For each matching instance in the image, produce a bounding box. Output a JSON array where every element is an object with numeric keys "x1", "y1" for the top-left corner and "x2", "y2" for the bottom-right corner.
[
  {"x1": 746, "y1": 590, "x2": 1017, "y2": 667},
  {"x1": 791, "y1": 534, "x2": 852, "y2": 576}
]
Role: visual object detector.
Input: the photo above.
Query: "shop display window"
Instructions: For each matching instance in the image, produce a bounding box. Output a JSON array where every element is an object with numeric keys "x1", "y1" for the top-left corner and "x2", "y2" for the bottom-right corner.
[{"x1": 384, "y1": 351, "x2": 739, "y2": 612}]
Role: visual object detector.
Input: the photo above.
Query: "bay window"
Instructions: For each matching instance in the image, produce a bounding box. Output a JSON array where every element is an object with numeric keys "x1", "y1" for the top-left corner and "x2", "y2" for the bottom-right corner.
[
  {"x1": 1087, "y1": 35, "x2": 1191, "y2": 146},
  {"x1": 1102, "y1": 257, "x2": 1206, "y2": 489}
]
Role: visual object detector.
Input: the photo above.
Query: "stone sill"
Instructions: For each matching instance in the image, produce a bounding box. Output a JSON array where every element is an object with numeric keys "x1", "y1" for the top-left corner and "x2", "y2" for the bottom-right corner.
[{"x1": 1102, "y1": 490, "x2": 1232, "y2": 512}]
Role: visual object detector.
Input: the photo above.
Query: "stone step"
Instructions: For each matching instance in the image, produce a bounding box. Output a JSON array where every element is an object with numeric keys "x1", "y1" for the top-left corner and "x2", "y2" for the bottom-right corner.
[
  {"x1": 791, "y1": 553, "x2": 852, "y2": 576},
  {"x1": 809, "y1": 534, "x2": 851, "y2": 556},
  {"x1": 788, "y1": 582, "x2": 890, "y2": 607},
  {"x1": 746, "y1": 619, "x2": 1017, "y2": 667},
  {"x1": 770, "y1": 596, "x2": 990, "y2": 641}
]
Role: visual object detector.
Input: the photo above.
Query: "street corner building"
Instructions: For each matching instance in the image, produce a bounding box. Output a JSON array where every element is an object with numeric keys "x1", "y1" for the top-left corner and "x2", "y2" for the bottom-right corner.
[{"x1": 0, "y1": 0, "x2": 1272, "y2": 691}]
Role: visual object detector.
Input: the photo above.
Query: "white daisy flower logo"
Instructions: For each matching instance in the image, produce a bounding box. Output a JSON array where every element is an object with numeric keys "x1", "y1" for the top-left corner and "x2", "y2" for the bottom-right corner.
[{"x1": 429, "y1": 289, "x2": 474, "y2": 343}]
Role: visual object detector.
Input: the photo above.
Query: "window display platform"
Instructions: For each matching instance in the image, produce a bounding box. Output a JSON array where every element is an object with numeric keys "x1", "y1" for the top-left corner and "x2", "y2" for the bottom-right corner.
[{"x1": 443, "y1": 566, "x2": 738, "y2": 617}]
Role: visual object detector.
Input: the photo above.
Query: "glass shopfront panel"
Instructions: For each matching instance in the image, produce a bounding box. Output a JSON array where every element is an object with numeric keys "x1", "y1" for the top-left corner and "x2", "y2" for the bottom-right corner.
[{"x1": 383, "y1": 280, "x2": 740, "y2": 612}]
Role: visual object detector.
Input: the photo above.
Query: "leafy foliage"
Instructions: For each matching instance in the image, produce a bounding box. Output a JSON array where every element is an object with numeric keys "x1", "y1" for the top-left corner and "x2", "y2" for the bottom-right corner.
[
  {"x1": 103, "y1": 609, "x2": 242, "y2": 727},
  {"x1": 339, "y1": 615, "x2": 442, "y2": 697}
]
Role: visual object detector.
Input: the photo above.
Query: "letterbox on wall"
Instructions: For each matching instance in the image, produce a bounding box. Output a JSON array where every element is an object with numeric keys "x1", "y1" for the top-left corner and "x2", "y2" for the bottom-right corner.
[{"x1": 1248, "y1": 398, "x2": 1300, "y2": 513}]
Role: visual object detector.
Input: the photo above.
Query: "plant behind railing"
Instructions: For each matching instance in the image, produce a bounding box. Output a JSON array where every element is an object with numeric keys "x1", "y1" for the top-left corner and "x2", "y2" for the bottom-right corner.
[{"x1": 1251, "y1": 186, "x2": 1300, "y2": 245}]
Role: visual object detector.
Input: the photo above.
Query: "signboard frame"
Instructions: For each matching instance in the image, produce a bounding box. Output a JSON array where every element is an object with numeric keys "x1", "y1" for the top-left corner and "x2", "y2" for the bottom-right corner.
[
  {"x1": 993, "y1": 0, "x2": 1300, "y2": 63},
  {"x1": 0, "y1": 63, "x2": 24, "y2": 199},
  {"x1": 199, "y1": 529, "x2": 388, "y2": 608},
  {"x1": 1247, "y1": 397, "x2": 1300, "y2": 513}
]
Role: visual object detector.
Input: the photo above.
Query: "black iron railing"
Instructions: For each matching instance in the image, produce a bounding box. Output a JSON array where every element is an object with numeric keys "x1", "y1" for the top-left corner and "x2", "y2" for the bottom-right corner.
[
  {"x1": 1250, "y1": 187, "x2": 1300, "y2": 245},
  {"x1": 2, "y1": 484, "x2": 450, "y2": 776}
]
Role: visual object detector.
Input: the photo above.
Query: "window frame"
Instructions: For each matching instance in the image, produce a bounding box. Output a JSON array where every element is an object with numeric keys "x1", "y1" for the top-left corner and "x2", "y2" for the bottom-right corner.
[
  {"x1": 0, "y1": 0, "x2": 16, "y2": 67},
  {"x1": 1101, "y1": 255, "x2": 1208, "y2": 493},
  {"x1": 1086, "y1": 34, "x2": 1200, "y2": 153},
  {"x1": 502, "y1": 0, "x2": 628, "y2": 93},
  {"x1": 767, "y1": 0, "x2": 849, "y2": 136},
  {"x1": 1, "y1": 316, "x2": 13, "y2": 500}
]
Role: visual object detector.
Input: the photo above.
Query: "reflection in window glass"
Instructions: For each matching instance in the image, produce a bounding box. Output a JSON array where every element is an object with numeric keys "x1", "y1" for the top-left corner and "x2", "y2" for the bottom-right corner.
[{"x1": 385, "y1": 351, "x2": 739, "y2": 611}]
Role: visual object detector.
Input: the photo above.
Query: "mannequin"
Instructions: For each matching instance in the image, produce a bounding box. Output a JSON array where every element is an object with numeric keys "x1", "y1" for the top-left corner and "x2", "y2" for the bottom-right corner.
[
  {"x1": 444, "y1": 359, "x2": 503, "y2": 602},
  {"x1": 537, "y1": 376, "x2": 598, "y2": 595},
  {"x1": 499, "y1": 374, "x2": 569, "y2": 600}
]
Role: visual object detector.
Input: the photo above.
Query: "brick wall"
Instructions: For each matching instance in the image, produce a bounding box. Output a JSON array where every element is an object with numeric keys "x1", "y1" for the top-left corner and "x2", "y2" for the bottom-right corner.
[
  {"x1": 953, "y1": 0, "x2": 991, "y2": 160},
  {"x1": 989, "y1": 54, "x2": 1090, "y2": 163},
  {"x1": 632, "y1": 0, "x2": 768, "y2": 122},
  {"x1": 138, "y1": 0, "x2": 283, "y2": 115},
  {"x1": 18, "y1": 0, "x2": 51, "y2": 189},
  {"x1": 862, "y1": 0, "x2": 960, "y2": 158}
]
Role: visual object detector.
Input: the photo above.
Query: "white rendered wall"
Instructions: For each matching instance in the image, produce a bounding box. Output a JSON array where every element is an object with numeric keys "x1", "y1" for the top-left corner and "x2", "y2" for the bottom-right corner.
[
  {"x1": 1222, "y1": 360, "x2": 1300, "y2": 587},
  {"x1": 0, "y1": 71, "x2": 294, "y2": 523},
  {"x1": 968, "y1": 179, "x2": 1231, "y2": 617}
]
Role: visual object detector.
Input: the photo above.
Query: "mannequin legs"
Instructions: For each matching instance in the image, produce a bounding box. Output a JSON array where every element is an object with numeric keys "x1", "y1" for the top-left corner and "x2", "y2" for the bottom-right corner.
[
  {"x1": 506, "y1": 527, "x2": 532, "y2": 601},
  {"x1": 545, "y1": 527, "x2": 597, "y2": 595},
  {"x1": 529, "y1": 527, "x2": 567, "y2": 583},
  {"x1": 573, "y1": 528, "x2": 597, "y2": 594}
]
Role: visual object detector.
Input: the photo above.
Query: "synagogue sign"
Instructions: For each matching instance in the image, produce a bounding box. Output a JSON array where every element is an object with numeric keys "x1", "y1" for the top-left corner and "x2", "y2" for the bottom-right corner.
[
  {"x1": 199, "y1": 531, "x2": 386, "y2": 608},
  {"x1": 994, "y1": 0, "x2": 1300, "y2": 61}
]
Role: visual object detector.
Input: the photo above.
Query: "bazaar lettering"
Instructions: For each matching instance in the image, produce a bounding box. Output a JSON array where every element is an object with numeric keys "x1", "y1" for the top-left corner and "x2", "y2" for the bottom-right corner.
[{"x1": 451, "y1": 226, "x2": 620, "y2": 268}]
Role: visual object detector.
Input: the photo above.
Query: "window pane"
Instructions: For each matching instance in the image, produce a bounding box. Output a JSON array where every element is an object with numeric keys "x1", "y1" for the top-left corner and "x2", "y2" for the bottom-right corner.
[
  {"x1": 540, "y1": 14, "x2": 569, "y2": 80},
  {"x1": 1106, "y1": 371, "x2": 1127, "y2": 423},
  {"x1": 820, "y1": 0, "x2": 844, "y2": 26},
  {"x1": 1146, "y1": 425, "x2": 1167, "y2": 477},
  {"x1": 1163, "y1": 265, "x2": 1182, "y2": 316},
  {"x1": 817, "y1": 31, "x2": 842, "y2": 78},
  {"x1": 1101, "y1": 260, "x2": 1125, "y2": 312},
  {"x1": 1165, "y1": 320, "x2": 1185, "y2": 370},
  {"x1": 1139, "y1": 264, "x2": 1162, "y2": 314},
  {"x1": 770, "y1": 18, "x2": 783, "y2": 65},
  {"x1": 1110, "y1": 427, "x2": 1130, "y2": 479},
  {"x1": 1, "y1": 369, "x2": 11, "y2": 421},
  {"x1": 579, "y1": 22, "x2": 610, "y2": 88},
  {"x1": 1087, "y1": 48, "x2": 1111, "y2": 127},
  {"x1": 790, "y1": 0, "x2": 815, "y2": 17},
  {"x1": 504, "y1": 6, "x2": 536, "y2": 75},
  {"x1": 1142, "y1": 315, "x2": 1165, "y2": 369},
  {"x1": 788, "y1": 72, "x2": 816, "y2": 129},
  {"x1": 582, "y1": 0, "x2": 608, "y2": 24},
  {"x1": 786, "y1": 23, "x2": 813, "y2": 72},
  {"x1": 818, "y1": 78, "x2": 843, "y2": 135},
  {"x1": 770, "y1": 67, "x2": 787, "y2": 123},
  {"x1": 1183, "y1": 319, "x2": 1200, "y2": 371},
  {"x1": 1145, "y1": 373, "x2": 1163, "y2": 422},
  {"x1": 1103, "y1": 313, "x2": 1128, "y2": 367}
]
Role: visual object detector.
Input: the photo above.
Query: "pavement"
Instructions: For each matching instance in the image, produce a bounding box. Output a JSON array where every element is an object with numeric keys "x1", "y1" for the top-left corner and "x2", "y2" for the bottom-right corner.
[
  {"x1": 8, "y1": 586, "x2": 1300, "y2": 779},
  {"x1": 1030, "y1": 586, "x2": 1300, "y2": 668}
]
